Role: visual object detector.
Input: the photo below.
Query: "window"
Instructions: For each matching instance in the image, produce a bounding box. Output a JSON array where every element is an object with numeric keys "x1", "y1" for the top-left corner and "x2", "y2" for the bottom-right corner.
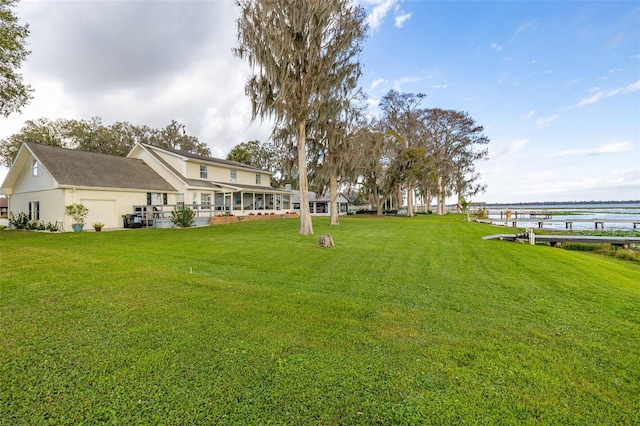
[
  {"x1": 200, "y1": 165, "x2": 208, "y2": 179},
  {"x1": 28, "y1": 201, "x2": 40, "y2": 220},
  {"x1": 230, "y1": 169, "x2": 237, "y2": 182},
  {"x1": 176, "y1": 193, "x2": 185, "y2": 207},
  {"x1": 192, "y1": 192, "x2": 198, "y2": 208},
  {"x1": 255, "y1": 174, "x2": 261, "y2": 185},
  {"x1": 201, "y1": 193, "x2": 211, "y2": 208},
  {"x1": 32, "y1": 160, "x2": 38, "y2": 176},
  {"x1": 147, "y1": 193, "x2": 164, "y2": 205}
]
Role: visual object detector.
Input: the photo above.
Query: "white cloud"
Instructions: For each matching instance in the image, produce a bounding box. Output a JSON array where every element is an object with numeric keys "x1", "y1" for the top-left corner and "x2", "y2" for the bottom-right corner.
[
  {"x1": 521, "y1": 110, "x2": 536, "y2": 121},
  {"x1": 392, "y1": 76, "x2": 420, "y2": 91},
  {"x1": 364, "y1": 0, "x2": 412, "y2": 31},
  {"x1": 577, "y1": 90, "x2": 604, "y2": 107},
  {"x1": 370, "y1": 78, "x2": 387, "y2": 89},
  {"x1": 577, "y1": 80, "x2": 640, "y2": 107},
  {"x1": 394, "y1": 12, "x2": 411, "y2": 28},
  {"x1": 620, "y1": 80, "x2": 640, "y2": 93},
  {"x1": 549, "y1": 141, "x2": 635, "y2": 157},
  {"x1": 591, "y1": 141, "x2": 635, "y2": 155},
  {"x1": 515, "y1": 20, "x2": 537, "y2": 35},
  {"x1": 535, "y1": 114, "x2": 559, "y2": 127},
  {"x1": 365, "y1": 0, "x2": 397, "y2": 30},
  {"x1": 490, "y1": 42, "x2": 502, "y2": 52},
  {"x1": 510, "y1": 138, "x2": 530, "y2": 152},
  {"x1": 488, "y1": 138, "x2": 530, "y2": 162}
]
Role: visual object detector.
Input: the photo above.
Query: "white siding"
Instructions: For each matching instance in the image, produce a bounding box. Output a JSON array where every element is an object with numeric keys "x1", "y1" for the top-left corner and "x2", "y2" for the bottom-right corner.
[
  {"x1": 12, "y1": 153, "x2": 56, "y2": 194},
  {"x1": 81, "y1": 199, "x2": 117, "y2": 229}
]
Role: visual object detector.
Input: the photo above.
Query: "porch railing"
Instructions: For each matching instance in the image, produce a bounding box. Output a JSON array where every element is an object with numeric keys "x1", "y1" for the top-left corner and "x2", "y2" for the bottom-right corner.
[{"x1": 128, "y1": 202, "x2": 292, "y2": 227}]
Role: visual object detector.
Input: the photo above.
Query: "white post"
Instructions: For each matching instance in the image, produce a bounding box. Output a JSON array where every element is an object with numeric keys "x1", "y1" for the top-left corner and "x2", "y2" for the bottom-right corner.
[{"x1": 528, "y1": 229, "x2": 535, "y2": 245}]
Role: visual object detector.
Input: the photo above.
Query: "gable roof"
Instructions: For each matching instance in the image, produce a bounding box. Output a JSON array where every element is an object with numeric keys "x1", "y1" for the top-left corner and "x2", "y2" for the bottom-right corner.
[
  {"x1": 12, "y1": 143, "x2": 176, "y2": 192},
  {"x1": 139, "y1": 144, "x2": 273, "y2": 175},
  {"x1": 139, "y1": 145, "x2": 222, "y2": 190}
]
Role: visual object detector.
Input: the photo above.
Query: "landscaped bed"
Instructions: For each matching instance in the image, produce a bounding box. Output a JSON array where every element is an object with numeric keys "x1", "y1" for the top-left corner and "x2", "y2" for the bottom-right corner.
[{"x1": 1, "y1": 215, "x2": 638, "y2": 424}]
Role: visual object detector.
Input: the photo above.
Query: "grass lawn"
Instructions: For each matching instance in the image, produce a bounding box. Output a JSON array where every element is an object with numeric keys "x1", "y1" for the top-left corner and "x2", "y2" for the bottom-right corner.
[{"x1": 1, "y1": 215, "x2": 639, "y2": 424}]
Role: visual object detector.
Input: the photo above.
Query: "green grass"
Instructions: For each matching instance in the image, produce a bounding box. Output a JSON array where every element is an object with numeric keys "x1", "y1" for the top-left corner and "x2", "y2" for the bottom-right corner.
[{"x1": 1, "y1": 215, "x2": 639, "y2": 425}]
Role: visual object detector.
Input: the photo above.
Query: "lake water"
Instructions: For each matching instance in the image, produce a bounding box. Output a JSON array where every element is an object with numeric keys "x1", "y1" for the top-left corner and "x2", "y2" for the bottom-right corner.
[{"x1": 483, "y1": 202, "x2": 640, "y2": 231}]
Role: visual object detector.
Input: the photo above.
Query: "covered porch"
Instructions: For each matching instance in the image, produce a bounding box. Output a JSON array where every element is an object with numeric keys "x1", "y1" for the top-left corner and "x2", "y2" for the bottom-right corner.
[{"x1": 130, "y1": 184, "x2": 293, "y2": 228}]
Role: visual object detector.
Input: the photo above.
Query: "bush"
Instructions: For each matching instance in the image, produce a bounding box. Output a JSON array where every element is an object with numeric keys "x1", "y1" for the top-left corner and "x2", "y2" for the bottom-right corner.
[
  {"x1": 65, "y1": 203, "x2": 89, "y2": 224},
  {"x1": 9, "y1": 212, "x2": 30, "y2": 229},
  {"x1": 46, "y1": 222, "x2": 60, "y2": 232},
  {"x1": 170, "y1": 205, "x2": 195, "y2": 228},
  {"x1": 27, "y1": 220, "x2": 46, "y2": 230}
]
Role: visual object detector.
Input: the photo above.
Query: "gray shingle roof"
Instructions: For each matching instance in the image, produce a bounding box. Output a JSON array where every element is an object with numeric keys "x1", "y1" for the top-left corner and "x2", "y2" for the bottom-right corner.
[{"x1": 27, "y1": 143, "x2": 176, "y2": 191}]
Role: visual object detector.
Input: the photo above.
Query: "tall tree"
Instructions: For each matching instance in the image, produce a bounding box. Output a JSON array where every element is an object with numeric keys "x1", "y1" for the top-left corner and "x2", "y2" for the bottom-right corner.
[
  {"x1": 309, "y1": 92, "x2": 366, "y2": 225},
  {"x1": 227, "y1": 139, "x2": 289, "y2": 186},
  {"x1": 0, "y1": 0, "x2": 32, "y2": 117},
  {"x1": 148, "y1": 120, "x2": 210, "y2": 156},
  {"x1": 234, "y1": 0, "x2": 367, "y2": 235},
  {"x1": 352, "y1": 122, "x2": 395, "y2": 216},
  {"x1": 422, "y1": 108, "x2": 489, "y2": 215},
  {"x1": 379, "y1": 90, "x2": 427, "y2": 217}
]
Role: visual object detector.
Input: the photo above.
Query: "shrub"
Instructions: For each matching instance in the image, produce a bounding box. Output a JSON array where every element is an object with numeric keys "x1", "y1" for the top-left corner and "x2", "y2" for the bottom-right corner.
[
  {"x1": 170, "y1": 205, "x2": 195, "y2": 228},
  {"x1": 27, "y1": 220, "x2": 46, "y2": 230},
  {"x1": 9, "y1": 212, "x2": 30, "y2": 229},
  {"x1": 64, "y1": 203, "x2": 88, "y2": 224}
]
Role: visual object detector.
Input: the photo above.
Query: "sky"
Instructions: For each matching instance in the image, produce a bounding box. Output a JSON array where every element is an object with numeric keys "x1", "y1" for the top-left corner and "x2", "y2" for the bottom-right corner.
[{"x1": 1, "y1": 0, "x2": 639, "y2": 204}]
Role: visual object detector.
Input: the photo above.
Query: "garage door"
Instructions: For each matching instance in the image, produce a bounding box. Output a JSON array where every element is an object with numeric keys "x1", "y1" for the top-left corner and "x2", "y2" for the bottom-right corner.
[{"x1": 81, "y1": 199, "x2": 117, "y2": 229}]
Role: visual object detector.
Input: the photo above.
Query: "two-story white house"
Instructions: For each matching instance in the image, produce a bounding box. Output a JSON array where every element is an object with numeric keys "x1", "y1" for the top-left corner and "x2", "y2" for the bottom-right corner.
[
  {"x1": 0, "y1": 142, "x2": 292, "y2": 231},
  {"x1": 128, "y1": 144, "x2": 292, "y2": 226}
]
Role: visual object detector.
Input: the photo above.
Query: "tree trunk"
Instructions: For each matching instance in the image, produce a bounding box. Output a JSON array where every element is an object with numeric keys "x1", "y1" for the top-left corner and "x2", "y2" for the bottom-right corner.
[
  {"x1": 407, "y1": 181, "x2": 414, "y2": 217},
  {"x1": 424, "y1": 190, "x2": 432, "y2": 213},
  {"x1": 437, "y1": 176, "x2": 446, "y2": 215},
  {"x1": 329, "y1": 173, "x2": 339, "y2": 225},
  {"x1": 297, "y1": 120, "x2": 313, "y2": 235},
  {"x1": 372, "y1": 187, "x2": 383, "y2": 216}
]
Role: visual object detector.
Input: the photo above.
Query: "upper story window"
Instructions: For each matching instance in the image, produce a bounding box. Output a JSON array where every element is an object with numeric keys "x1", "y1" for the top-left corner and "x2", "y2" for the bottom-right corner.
[
  {"x1": 230, "y1": 169, "x2": 237, "y2": 183},
  {"x1": 200, "y1": 165, "x2": 208, "y2": 179},
  {"x1": 32, "y1": 160, "x2": 38, "y2": 176},
  {"x1": 255, "y1": 174, "x2": 261, "y2": 185}
]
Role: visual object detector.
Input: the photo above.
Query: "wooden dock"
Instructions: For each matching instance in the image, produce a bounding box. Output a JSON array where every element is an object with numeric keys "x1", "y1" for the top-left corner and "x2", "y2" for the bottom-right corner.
[
  {"x1": 500, "y1": 218, "x2": 640, "y2": 230},
  {"x1": 499, "y1": 210, "x2": 553, "y2": 219},
  {"x1": 483, "y1": 233, "x2": 640, "y2": 249}
]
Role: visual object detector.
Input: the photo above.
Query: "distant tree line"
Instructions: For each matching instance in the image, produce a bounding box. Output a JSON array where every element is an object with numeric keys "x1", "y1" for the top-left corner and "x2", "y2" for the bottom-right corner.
[{"x1": 0, "y1": 117, "x2": 210, "y2": 167}]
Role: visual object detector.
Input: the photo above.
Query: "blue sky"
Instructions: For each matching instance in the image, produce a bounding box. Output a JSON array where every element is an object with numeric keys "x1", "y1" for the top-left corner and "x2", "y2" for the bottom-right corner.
[
  {"x1": 360, "y1": 0, "x2": 639, "y2": 203},
  {"x1": 0, "y1": 0, "x2": 638, "y2": 203}
]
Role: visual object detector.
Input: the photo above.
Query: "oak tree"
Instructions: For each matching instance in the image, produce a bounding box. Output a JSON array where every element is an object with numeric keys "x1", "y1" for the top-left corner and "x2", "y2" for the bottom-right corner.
[{"x1": 0, "y1": 0, "x2": 32, "y2": 116}]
